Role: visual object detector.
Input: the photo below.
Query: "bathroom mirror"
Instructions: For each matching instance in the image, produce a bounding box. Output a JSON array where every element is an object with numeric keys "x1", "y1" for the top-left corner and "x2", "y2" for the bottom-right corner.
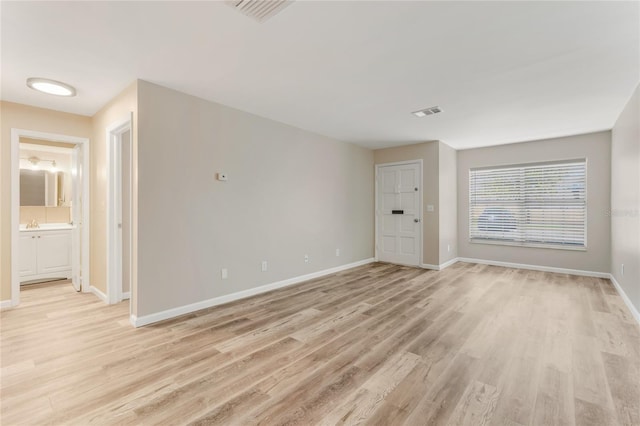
[{"x1": 20, "y1": 169, "x2": 65, "y2": 206}]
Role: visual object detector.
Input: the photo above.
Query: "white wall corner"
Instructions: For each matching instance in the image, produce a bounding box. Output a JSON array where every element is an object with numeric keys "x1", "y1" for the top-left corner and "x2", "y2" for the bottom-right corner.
[
  {"x1": 422, "y1": 258, "x2": 459, "y2": 271},
  {"x1": 421, "y1": 263, "x2": 441, "y2": 271},
  {"x1": 439, "y1": 257, "x2": 459, "y2": 270},
  {"x1": 609, "y1": 274, "x2": 640, "y2": 326},
  {"x1": 132, "y1": 258, "x2": 375, "y2": 328},
  {"x1": 90, "y1": 285, "x2": 108, "y2": 304}
]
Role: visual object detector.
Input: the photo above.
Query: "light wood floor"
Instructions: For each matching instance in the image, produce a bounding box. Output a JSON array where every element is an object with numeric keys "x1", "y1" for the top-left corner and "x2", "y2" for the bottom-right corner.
[{"x1": 1, "y1": 262, "x2": 639, "y2": 425}]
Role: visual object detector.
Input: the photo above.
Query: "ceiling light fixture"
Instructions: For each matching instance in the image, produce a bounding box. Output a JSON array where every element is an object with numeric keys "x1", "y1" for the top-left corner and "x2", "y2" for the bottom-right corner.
[
  {"x1": 24, "y1": 156, "x2": 57, "y2": 172},
  {"x1": 412, "y1": 106, "x2": 443, "y2": 117},
  {"x1": 29, "y1": 157, "x2": 39, "y2": 170},
  {"x1": 26, "y1": 78, "x2": 76, "y2": 97}
]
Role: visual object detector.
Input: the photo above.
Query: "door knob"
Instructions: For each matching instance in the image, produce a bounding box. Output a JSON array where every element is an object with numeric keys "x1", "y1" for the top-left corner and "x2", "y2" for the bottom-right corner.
[{"x1": 414, "y1": 218, "x2": 421, "y2": 223}]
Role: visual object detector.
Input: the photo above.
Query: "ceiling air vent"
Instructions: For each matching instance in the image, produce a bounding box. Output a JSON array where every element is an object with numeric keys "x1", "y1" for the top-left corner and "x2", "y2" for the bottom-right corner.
[
  {"x1": 412, "y1": 106, "x2": 443, "y2": 117},
  {"x1": 227, "y1": 0, "x2": 293, "y2": 23}
]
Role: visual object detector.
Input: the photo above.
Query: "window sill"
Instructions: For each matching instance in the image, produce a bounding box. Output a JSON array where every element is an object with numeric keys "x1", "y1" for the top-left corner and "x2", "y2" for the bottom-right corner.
[{"x1": 469, "y1": 239, "x2": 587, "y2": 251}]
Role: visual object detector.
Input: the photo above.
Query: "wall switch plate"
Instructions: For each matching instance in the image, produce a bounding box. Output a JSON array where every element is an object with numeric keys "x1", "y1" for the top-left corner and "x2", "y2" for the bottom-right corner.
[
  {"x1": 217, "y1": 172, "x2": 228, "y2": 181},
  {"x1": 304, "y1": 254, "x2": 309, "y2": 263},
  {"x1": 261, "y1": 261, "x2": 268, "y2": 272},
  {"x1": 221, "y1": 268, "x2": 228, "y2": 279},
  {"x1": 447, "y1": 244, "x2": 450, "y2": 252},
  {"x1": 427, "y1": 205, "x2": 434, "y2": 212},
  {"x1": 336, "y1": 248, "x2": 340, "y2": 257},
  {"x1": 621, "y1": 264, "x2": 625, "y2": 276}
]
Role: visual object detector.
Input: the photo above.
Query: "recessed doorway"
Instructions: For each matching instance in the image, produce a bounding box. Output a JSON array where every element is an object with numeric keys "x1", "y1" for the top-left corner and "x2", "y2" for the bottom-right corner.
[
  {"x1": 106, "y1": 115, "x2": 133, "y2": 305},
  {"x1": 10, "y1": 129, "x2": 91, "y2": 306}
]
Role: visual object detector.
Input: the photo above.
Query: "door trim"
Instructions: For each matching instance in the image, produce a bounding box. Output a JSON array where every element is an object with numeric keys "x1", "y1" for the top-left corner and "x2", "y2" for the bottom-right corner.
[
  {"x1": 374, "y1": 159, "x2": 423, "y2": 267},
  {"x1": 10, "y1": 129, "x2": 90, "y2": 307},
  {"x1": 106, "y1": 114, "x2": 132, "y2": 306}
]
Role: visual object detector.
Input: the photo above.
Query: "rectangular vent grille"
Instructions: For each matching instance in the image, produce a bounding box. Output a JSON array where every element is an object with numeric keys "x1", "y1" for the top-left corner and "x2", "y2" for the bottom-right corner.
[
  {"x1": 228, "y1": 0, "x2": 292, "y2": 22},
  {"x1": 412, "y1": 106, "x2": 443, "y2": 117}
]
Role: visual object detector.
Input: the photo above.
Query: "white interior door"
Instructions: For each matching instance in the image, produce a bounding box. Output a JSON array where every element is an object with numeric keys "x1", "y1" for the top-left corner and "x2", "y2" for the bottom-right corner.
[
  {"x1": 107, "y1": 120, "x2": 132, "y2": 304},
  {"x1": 71, "y1": 145, "x2": 81, "y2": 291},
  {"x1": 120, "y1": 129, "x2": 131, "y2": 299},
  {"x1": 114, "y1": 132, "x2": 123, "y2": 302},
  {"x1": 376, "y1": 162, "x2": 422, "y2": 266}
]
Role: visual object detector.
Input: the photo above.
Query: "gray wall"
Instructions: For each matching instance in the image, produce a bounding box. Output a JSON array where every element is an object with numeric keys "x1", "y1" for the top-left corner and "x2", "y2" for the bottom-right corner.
[
  {"x1": 439, "y1": 142, "x2": 458, "y2": 264},
  {"x1": 136, "y1": 81, "x2": 374, "y2": 317},
  {"x1": 611, "y1": 84, "x2": 640, "y2": 314},
  {"x1": 457, "y1": 132, "x2": 611, "y2": 273}
]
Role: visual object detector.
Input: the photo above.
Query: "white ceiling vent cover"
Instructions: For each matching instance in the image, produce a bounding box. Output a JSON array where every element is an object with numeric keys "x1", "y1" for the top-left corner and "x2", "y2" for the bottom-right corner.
[
  {"x1": 227, "y1": 0, "x2": 293, "y2": 23},
  {"x1": 412, "y1": 106, "x2": 443, "y2": 117}
]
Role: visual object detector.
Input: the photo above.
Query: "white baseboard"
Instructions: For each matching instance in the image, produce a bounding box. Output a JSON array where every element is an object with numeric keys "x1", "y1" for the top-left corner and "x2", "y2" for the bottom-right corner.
[
  {"x1": 0, "y1": 299, "x2": 13, "y2": 310},
  {"x1": 608, "y1": 274, "x2": 640, "y2": 325},
  {"x1": 421, "y1": 257, "x2": 460, "y2": 271},
  {"x1": 421, "y1": 263, "x2": 440, "y2": 270},
  {"x1": 122, "y1": 292, "x2": 130, "y2": 300},
  {"x1": 90, "y1": 285, "x2": 108, "y2": 303},
  {"x1": 131, "y1": 258, "x2": 375, "y2": 327},
  {"x1": 457, "y1": 257, "x2": 610, "y2": 278}
]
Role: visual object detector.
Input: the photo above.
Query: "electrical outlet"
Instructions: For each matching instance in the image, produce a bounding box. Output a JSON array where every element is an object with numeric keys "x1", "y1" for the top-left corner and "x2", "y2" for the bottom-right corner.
[
  {"x1": 336, "y1": 248, "x2": 340, "y2": 257},
  {"x1": 216, "y1": 172, "x2": 228, "y2": 181},
  {"x1": 221, "y1": 268, "x2": 228, "y2": 279},
  {"x1": 261, "y1": 261, "x2": 268, "y2": 272},
  {"x1": 621, "y1": 264, "x2": 625, "y2": 276},
  {"x1": 304, "y1": 254, "x2": 310, "y2": 263},
  {"x1": 427, "y1": 205, "x2": 434, "y2": 212}
]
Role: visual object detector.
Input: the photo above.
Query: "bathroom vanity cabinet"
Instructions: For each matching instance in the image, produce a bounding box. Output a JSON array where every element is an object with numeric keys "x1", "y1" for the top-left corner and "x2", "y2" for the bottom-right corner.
[{"x1": 19, "y1": 227, "x2": 73, "y2": 283}]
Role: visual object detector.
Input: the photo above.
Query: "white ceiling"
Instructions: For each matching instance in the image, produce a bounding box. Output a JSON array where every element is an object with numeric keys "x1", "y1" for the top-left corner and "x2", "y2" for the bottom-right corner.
[{"x1": 2, "y1": 1, "x2": 638, "y2": 149}]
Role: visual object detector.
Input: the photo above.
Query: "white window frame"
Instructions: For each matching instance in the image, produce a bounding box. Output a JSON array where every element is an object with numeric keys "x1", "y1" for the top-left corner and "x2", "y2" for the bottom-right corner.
[{"x1": 469, "y1": 159, "x2": 587, "y2": 251}]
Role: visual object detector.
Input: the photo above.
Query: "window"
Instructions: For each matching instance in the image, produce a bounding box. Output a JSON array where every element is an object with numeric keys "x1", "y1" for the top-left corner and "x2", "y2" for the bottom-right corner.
[{"x1": 469, "y1": 160, "x2": 586, "y2": 249}]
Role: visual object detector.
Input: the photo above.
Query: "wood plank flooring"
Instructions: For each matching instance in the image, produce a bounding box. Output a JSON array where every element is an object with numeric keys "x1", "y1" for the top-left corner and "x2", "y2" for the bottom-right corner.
[{"x1": 1, "y1": 262, "x2": 639, "y2": 425}]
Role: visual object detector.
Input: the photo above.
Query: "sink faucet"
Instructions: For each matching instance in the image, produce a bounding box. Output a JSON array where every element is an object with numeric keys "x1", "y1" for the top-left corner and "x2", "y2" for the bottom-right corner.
[{"x1": 26, "y1": 219, "x2": 39, "y2": 229}]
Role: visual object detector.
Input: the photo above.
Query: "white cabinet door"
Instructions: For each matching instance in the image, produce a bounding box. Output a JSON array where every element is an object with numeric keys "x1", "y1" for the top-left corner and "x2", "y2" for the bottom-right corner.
[
  {"x1": 37, "y1": 231, "x2": 72, "y2": 274},
  {"x1": 19, "y1": 233, "x2": 38, "y2": 277}
]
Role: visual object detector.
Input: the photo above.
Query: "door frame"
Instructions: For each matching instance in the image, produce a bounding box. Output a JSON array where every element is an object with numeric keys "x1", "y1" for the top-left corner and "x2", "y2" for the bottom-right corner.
[
  {"x1": 10, "y1": 129, "x2": 91, "y2": 307},
  {"x1": 374, "y1": 159, "x2": 423, "y2": 267},
  {"x1": 106, "y1": 114, "x2": 132, "y2": 305}
]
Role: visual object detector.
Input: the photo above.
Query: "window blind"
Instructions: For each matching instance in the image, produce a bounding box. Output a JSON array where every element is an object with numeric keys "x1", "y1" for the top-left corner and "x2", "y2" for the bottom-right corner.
[{"x1": 469, "y1": 160, "x2": 586, "y2": 249}]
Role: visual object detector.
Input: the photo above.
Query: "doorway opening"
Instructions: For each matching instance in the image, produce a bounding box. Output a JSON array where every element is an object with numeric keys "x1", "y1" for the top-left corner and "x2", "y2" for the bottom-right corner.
[
  {"x1": 10, "y1": 130, "x2": 90, "y2": 306},
  {"x1": 106, "y1": 115, "x2": 133, "y2": 307}
]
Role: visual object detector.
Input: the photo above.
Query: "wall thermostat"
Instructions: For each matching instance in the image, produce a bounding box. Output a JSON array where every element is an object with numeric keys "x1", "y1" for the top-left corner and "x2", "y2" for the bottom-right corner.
[{"x1": 217, "y1": 172, "x2": 228, "y2": 181}]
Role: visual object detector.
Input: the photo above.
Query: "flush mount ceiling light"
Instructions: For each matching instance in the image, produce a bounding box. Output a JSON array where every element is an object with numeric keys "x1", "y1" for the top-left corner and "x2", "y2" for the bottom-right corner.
[
  {"x1": 412, "y1": 106, "x2": 443, "y2": 117},
  {"x1": 26, "y1": 78, "x2": 76, "y2": 97}
]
